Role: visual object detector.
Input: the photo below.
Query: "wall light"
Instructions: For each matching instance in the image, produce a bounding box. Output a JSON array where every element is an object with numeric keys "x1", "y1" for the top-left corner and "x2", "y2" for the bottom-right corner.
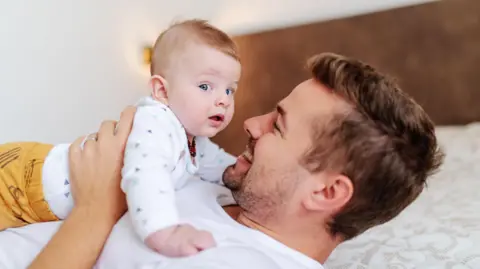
[{"x1": 143, "y1": 46, "x2": 153, "y2": 65}]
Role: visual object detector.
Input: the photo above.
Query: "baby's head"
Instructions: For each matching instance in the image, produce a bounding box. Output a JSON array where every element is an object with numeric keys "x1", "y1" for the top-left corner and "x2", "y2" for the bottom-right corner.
[{"x1": 149, "y1": 19, "x2": 241, "y2": 138}]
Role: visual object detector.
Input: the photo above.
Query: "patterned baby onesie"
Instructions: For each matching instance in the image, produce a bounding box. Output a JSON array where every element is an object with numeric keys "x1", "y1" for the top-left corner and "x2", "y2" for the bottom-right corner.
[{"x1": 120, "y1": 96, "x2": 236, "y2": 241}]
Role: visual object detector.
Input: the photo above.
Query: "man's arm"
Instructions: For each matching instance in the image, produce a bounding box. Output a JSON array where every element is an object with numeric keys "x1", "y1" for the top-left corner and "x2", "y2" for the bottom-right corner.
[
  {"x1": 28, "y1": 106, "x2": 136, "y2": 269},
  {"x1": 28, "y1": 207, "x2": 116, "y2": 269}
]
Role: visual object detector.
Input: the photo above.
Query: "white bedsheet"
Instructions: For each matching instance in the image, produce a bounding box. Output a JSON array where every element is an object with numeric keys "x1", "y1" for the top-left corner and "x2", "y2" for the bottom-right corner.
[
  {"x1": 0, "y1": 123, "x2": 479, "y2": 269},
  {"x1": 325, "y1": 122, "x2": 480, "y2": 269}
]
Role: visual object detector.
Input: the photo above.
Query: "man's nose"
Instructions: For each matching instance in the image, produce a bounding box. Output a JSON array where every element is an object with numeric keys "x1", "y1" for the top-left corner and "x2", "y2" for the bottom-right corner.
[{"x1": 243, "y1": 112, "x2": 275, "y2": 139}]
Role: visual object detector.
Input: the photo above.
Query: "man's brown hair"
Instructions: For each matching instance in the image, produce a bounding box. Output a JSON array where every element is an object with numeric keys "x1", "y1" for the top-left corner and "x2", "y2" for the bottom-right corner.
[
  {"x1": 150, "y1": 19, "x2": 239, "y2": 76},
  {"x1": 302, "y1": 52, "x2": 444, "y2": 240}
]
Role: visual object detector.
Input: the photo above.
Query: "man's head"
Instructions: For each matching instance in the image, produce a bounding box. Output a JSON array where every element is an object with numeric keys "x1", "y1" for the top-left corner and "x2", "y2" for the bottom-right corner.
[
  {"x1": 223, "y1": 52, "x2": 444, "y2": 241},
  {"x1": 149, "y1": 19, "x2": 241, "y2": 138}
]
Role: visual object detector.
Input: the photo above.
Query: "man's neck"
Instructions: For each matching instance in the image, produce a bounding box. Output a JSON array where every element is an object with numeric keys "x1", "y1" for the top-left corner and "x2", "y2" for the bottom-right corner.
[{"x1": 223, "y1": 206, "x2": 340, "y2": 264}]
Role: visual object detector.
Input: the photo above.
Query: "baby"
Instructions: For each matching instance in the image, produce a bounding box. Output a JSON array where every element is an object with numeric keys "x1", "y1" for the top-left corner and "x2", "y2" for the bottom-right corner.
[{"x1": 0, "y1": 19, "x2": 241, "y2": 257}]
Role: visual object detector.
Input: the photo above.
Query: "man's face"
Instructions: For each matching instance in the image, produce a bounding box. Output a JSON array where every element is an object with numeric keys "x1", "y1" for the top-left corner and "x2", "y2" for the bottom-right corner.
[{"x1": 223, "y1": 79, "x2": 347, "y2": 221}]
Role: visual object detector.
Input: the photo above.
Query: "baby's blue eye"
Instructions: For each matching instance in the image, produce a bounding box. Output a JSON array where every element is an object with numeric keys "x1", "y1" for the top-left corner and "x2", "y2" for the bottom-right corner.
[
  {"x1": 198, "y1": 84, "x2": 210, "y2": 91},
  {"x1": 226, "y1": 88, "x2": 233, "y2": 95}
]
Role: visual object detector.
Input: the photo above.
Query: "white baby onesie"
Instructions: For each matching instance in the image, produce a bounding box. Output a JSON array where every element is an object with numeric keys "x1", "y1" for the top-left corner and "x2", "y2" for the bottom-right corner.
[
  {"x1": 121, "y1": 96, "x2": 236, "y2": 240},
  {"x1": 41, "y1": 96, "x2": 236, "y2": 242}
]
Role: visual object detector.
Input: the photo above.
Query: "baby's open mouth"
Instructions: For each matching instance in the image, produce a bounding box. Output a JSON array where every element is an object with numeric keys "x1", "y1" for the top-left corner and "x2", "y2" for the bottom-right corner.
[{"x1": 209, "y1": 114, "x2": 224, "y2": 122}]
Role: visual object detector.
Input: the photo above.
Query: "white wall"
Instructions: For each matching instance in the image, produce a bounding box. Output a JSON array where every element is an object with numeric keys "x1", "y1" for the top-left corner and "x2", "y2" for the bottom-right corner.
[{"x1": 0, "y1": 0, "x2": 436, "y2": 143}]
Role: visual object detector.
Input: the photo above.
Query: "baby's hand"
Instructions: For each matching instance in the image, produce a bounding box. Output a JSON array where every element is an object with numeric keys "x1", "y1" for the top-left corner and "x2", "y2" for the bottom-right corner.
[{"x1": 145, "y1": 224, "x2": 216, "y2": 257}]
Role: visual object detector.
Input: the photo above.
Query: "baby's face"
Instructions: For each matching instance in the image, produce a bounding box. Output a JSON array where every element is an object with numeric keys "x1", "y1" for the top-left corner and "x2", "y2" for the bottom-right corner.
[{"x1": 166, "y1": 44, "x2": 241, "y2": 138}]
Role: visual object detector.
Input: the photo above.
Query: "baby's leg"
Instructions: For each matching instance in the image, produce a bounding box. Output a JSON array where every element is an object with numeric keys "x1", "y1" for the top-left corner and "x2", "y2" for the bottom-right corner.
[{"x1": 0, "y1": 142, "x2": 59, "y2": 230}]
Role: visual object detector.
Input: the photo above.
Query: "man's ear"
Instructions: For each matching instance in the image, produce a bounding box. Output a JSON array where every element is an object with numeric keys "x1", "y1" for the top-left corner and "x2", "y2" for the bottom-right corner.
[
  {"x1": 303, "y1": 173, "x2": 353, "y2": 213},
  {"x1": 149, "y1": 75, "x2": 169, "y2": 104}
]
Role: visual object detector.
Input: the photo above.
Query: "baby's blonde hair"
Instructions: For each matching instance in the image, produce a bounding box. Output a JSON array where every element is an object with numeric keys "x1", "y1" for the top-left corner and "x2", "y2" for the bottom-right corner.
[{"x1": 150, "y1": 19, "x2": 240, "y2": 76}]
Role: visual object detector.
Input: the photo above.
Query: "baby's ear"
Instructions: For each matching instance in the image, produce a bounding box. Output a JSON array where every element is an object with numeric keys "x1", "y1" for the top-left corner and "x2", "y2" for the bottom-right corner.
[{"x1": 149, "y1": 75, "x2": 169, "y2": 104}]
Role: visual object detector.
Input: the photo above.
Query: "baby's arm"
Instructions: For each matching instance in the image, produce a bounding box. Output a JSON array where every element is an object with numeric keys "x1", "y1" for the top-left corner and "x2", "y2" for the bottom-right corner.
[
  {"x1": 121, "y1": 106, "x2": 216, "y2": 257},
  {"x1": 195, "y1": 137, "x2": 236, "y2": 185},
  {"x1": 121, "y1": 106, "x2": 180, "y2": 245}
]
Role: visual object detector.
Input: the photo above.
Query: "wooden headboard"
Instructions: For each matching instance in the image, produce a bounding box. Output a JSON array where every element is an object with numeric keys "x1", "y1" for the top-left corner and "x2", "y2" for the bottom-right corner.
[{"x1": 213, "y1": 0, "x2": 480, "y2": 155}]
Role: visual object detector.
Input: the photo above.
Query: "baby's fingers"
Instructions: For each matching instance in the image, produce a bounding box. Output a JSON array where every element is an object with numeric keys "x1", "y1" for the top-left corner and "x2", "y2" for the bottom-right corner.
[
  {"x1": 179, "y1": 243, "x2": 200, "y2": 257},
  {"x1": 191, "y1": 231, "x2": 216, "y2": 251}
]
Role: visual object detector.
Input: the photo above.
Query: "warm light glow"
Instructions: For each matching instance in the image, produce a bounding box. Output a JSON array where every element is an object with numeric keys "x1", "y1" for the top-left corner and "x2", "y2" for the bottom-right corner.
[{"x1": 143, "y1": 46, "x2": 153, "y2": 65}]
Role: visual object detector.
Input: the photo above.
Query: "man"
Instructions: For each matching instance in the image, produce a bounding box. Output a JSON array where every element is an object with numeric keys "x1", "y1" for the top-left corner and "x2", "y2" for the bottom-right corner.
[{"x1": 0, "y1": 52, "x2": 443, "y2": 269}]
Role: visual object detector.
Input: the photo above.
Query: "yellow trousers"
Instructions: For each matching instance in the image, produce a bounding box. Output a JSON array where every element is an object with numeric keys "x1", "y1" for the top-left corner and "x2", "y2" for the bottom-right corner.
[{"x1": 0, "y1": 142, "x2": 59, "y2": 230}]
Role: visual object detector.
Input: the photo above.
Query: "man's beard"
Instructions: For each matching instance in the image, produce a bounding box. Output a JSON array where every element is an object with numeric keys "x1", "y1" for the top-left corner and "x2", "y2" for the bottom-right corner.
[
  {"x1": 222, "y1": 162, "x2": 250, "y2": 196},
  {"x1": 223, "y1": 138, "x2": 255, "y2": 191},
  {"x1": 222, "y1": 161, "x2": 259, "y2": 208},
  {"x1": 224, "y1": 159, "x2": 302, "y2": 225},
  {"x1": 224, "y1": 164, "x2": 285, "y2": 223}
]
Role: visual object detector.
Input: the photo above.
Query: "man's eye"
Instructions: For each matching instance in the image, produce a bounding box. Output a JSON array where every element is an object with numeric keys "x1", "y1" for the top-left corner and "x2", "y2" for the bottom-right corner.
[{"x1": 198, "y1": 84, "x2": 211, "y2": 91}]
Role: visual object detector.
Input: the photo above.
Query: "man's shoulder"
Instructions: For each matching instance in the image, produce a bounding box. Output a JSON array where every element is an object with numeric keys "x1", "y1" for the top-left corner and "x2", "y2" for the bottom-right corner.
[{"x1": 139, "y1": 246, "x2": 282, "y2": 269}]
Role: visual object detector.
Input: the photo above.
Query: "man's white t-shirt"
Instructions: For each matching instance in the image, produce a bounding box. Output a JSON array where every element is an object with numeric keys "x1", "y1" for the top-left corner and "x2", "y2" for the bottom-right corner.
[{"x1": 0, "y1": 178, "x2": 323, "y2": 269}]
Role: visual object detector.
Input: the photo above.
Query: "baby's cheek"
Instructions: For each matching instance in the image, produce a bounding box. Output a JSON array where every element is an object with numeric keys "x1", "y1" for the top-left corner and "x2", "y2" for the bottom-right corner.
[{"x1": 224, "y1": 108, "x2": 235, "y2": 126}]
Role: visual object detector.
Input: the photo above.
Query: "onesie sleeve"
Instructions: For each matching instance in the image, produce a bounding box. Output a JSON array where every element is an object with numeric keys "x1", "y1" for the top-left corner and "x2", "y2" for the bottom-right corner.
[
  {"x1": 195, "y1": 137, "x2": 237, "y2": 186},
  {"x1": 121, "y1": 105, "x2": 182, "y2": 241}
]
